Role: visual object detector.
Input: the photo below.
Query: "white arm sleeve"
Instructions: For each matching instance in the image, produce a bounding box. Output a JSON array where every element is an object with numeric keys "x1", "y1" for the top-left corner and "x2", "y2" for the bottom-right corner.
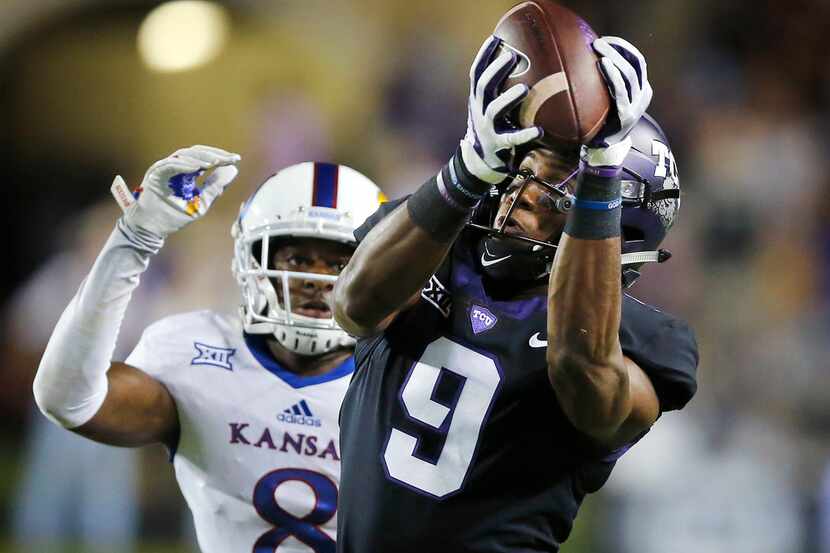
[{"x1": 33, "y1": 218, "x2": 163, "y2": 428}]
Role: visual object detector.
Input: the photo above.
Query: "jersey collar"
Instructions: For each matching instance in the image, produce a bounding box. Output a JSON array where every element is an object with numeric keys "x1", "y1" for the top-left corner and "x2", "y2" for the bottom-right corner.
[
  {"x1": 453, "y1": 238, "x2": 547, "y2": 319},
  {"x1": 243, "y1": 333, "x2": 354, "y2": 388}
]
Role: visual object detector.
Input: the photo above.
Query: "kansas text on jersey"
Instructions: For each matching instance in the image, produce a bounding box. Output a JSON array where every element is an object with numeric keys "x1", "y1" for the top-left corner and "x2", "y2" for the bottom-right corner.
[{"x1": 127, "y1": 310, "x2": 353, "y2": 553}]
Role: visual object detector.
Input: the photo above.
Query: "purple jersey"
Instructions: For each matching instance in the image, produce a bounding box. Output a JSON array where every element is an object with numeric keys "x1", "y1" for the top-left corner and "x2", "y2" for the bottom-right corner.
[{"x1": 337, "y1": 199, "x2": 698, "y2": 553}]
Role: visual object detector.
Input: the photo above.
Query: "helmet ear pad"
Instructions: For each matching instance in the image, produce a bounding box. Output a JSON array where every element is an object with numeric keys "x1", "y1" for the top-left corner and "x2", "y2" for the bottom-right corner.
[{"x1": 621, "y1": 210, "x2": 666, "y2": 256}]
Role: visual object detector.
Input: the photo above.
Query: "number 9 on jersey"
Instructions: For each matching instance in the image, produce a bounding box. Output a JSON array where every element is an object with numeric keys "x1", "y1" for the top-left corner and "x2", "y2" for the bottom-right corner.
[{"x1": 383, "y1": 337, "x2": 502, "y2": 498}]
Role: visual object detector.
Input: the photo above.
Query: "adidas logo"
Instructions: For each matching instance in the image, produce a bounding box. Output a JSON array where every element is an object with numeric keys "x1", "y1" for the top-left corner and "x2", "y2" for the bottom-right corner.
[{"x1": 277, "y1": 399, "x2": 322, "y2": 427}]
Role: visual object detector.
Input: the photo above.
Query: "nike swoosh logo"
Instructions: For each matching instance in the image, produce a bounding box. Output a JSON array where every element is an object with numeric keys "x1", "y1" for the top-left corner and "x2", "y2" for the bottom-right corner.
[
  {"x1": 481, "y1": 243, "x2": 512, "y2": 267},
  {"x1": 528, "y1": 332, "x2": 547, "y2": 348}
]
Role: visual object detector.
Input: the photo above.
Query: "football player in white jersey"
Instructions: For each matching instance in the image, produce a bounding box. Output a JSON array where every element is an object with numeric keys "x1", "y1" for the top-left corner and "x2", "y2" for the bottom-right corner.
[{"x1": 32, "y1": 145, "x2": 385, "y2": 553}]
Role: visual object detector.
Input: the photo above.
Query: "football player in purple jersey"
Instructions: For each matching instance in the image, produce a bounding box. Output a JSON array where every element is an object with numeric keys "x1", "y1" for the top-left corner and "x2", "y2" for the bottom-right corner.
[{"x1": 333, "y1": 34, "x2": 696, "y2": 553}]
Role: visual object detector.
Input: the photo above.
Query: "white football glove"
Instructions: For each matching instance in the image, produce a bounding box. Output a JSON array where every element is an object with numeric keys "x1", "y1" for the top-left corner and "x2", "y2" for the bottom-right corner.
[
  {"x1": 112, "y1": 145, "x2": 241, "y2": 239},
  {"x1": 587, "y1": 36, "x2": 653, "y2": 167},
  {"x1": 461, "y1": 35, "x2": 543, "y2": 185}
]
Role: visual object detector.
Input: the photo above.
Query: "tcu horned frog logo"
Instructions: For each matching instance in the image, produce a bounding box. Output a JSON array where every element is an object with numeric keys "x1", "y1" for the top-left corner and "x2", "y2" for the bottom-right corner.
[{"x1": 650, "y1": 139, "x2": 680, "y2": 229}]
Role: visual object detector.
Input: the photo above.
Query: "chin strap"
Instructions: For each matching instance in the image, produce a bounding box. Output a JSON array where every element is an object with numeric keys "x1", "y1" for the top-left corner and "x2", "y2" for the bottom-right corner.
[
  {"x1": 620, "y1": 249, "x2": 672, "y2": 288},
  {"x1": 621, "y1": 248, "x2": 671, "y2": 266}
]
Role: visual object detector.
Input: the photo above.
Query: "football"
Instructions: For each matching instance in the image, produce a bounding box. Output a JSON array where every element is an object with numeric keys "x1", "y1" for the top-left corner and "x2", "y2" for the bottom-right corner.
[{"x1": 494, "y1": 0, "x2": 610, "y2": 150}]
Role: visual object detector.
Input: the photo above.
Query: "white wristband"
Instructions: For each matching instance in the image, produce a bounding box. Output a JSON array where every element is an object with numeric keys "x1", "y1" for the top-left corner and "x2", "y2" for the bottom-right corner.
[
  {"x1": 585, "y1": 136, "x2": 632, "y2": 168},
  {"x1": 33, "y1": 219, "x2": 162, "y2": 428},
  {"x1": 460, "y1": 139, "x2": 509, "y2": 185}
]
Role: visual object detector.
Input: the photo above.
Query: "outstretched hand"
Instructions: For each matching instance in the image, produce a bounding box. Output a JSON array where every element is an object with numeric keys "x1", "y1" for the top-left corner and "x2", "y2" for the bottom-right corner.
[
  {"x1": 113, "y1": 145, "x2": 241, "y2": 238},
  {"x1": 461, "y1": 35, "x2": 543, "y2": 185},
  {"x1": 588, "y1": 36, "x2": 653, "y2": 166}
]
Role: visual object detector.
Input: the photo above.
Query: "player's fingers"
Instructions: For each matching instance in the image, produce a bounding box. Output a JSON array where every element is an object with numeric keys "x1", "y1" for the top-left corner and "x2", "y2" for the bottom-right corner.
[
  {"x1": 190, "y1": 144, "x2": 240, "y2": 159},
  {"x1": 155, "y1": 159, "x2": 204, "y2": 178},
  {"x1": 483, "y1": 50, "x2": 518, "y2": 108},
  {"x1": 600, "y1": 58, "x2": 631, "y2": 109},
  {"x1": 609, "y1": 54, "x2": 640, "y2": 102},
  {"x1": 158, "y1": 155, "x2": 203, "y2": 171},
  {"x1": 609, "y1": 37, "x2": 648, "y2": 92},
  {"x1": 594, "y1": 38, "x2": 638, "y2": 83},
  {"x1": 476, "y1": 51, "x2": 515, "y2": 103},
  {"x1": 486, "y1": 83, "x2": 527, "y2": 121},
  {"x1": 603, "y1": 36, "x2": 647, "y2": 82},
  {"x1": 172, "y1": 151, "x2": 227, "y2": 171},
  {"x1": 504, "y1": 125, "x2": 543, "y2": 148},
  {"x1": 203, "y1": 164, "x2": 238, "y2": 191},
  {"x1": 180, "y1": 145, "x2": 241, "y2": 166},
  {"x1": 146, "y1": 156, "x2": 178, "y2": 176},
  {"x1": 592, "y1": 37, "x2": 615, "y2": 61},
  {"x1": 172, "y1": 153, "x2": 215, "y2": 168},
  {"x1": 201, "y1": 165, "x2": 238, "y2": 201},
  {"x1": 641, "y1": 79, "x2": 654, "y2": 112},
  {"x1": 595, "y1": 41, "x2": 640, "y2": 101},
  {"x1": 156, "y1": 154, "x2": 210, "y2": 182},
  {"x1": 470, "y1": 35, "x2": 501, "y2": 90},
  {"x1": 609, "y1": 43, "x2": 646, "y2": 94},
  {"x1": 600, "y1": 59, "x2": 630, "y2": 114}
]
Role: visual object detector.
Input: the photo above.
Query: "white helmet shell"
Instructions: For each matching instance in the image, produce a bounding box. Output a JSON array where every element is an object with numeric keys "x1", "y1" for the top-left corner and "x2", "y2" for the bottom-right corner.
[{"x1": 232, "y1": 162, "x2": 385, "y2": 356}]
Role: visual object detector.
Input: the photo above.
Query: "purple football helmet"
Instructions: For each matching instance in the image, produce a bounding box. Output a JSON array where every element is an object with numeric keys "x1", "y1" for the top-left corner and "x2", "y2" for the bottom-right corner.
[
  {"x1": 617, "y1": 113, "x2": 681, "y2": 286},
  {"x1": 467, "y1": 113, "x2": 681, "y2": 288}
]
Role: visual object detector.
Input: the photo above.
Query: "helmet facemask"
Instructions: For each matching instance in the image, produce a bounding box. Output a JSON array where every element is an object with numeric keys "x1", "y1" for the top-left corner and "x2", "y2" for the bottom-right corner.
[
  {"x1": 233, "y1": 230, "x2": 355, "y2": 356},
  {"x1": 468, "y1": 166, "x2": 578, "y2": 284},
  {"x1": 467, "y1": 147, "x2": 678, "y2": 287}
]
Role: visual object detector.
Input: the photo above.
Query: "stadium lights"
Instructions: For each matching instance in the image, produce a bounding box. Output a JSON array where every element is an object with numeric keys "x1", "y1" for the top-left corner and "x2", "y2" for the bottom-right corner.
[{"x1": 137, "y1": 0, "x2": 230, "y2": 73}]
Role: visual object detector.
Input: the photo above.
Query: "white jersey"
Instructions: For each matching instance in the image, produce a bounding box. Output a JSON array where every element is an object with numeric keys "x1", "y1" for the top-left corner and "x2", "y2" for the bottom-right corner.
[{"x1": 126, "y1": 310, "x2": 353, "y2": 553}]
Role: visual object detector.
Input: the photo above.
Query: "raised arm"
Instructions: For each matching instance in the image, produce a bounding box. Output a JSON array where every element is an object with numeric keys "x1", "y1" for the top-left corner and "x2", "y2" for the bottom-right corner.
[
  {"x1": 334, "y1": 202, "x2": 454, "y2": 337},
  {"x1": 335, "y1": 36, "x2": 541, "y2": 336},
  {"x1": 547, "y1": 37, "x2": 659, "y2": 448},
  {"x1": 33, "y1": 146, "x2": 240, "y2": 447}
]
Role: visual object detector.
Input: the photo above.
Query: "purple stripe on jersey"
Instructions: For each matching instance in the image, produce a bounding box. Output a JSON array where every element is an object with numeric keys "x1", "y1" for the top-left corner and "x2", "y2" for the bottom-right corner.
[
  {"x1": 452, "y1": 247, "x2": 546, "y2": 319},
  {"x1": 602, "y1": 430, "x2": 648, "y2": 462}
]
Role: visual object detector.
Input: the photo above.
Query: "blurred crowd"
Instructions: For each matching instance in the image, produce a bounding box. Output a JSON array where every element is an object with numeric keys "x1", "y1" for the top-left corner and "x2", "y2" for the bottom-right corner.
[{"x1": 2, "y1": 0, "x2": 830, "y2": 552}]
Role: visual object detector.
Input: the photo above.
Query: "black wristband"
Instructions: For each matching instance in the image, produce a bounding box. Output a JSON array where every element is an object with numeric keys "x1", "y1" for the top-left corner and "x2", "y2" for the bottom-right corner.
[
  {"x1": 563, "y1": 170, "x2": 622, "y2": 240},
  {"x1": 406, "y1": 174, "x2": 467, "y2": 241},
  {"x1": 450, "y1": 149, "x2": 493, "y2": 201},
  {"x1": 406, "y1": 150, "x2": 495, "y2": 242}
]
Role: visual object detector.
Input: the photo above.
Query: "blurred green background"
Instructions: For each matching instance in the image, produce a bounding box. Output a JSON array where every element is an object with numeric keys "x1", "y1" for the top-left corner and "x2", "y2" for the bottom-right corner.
[{"x1": 2, "y1": 1, "x2": 830, "y2": 552}]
